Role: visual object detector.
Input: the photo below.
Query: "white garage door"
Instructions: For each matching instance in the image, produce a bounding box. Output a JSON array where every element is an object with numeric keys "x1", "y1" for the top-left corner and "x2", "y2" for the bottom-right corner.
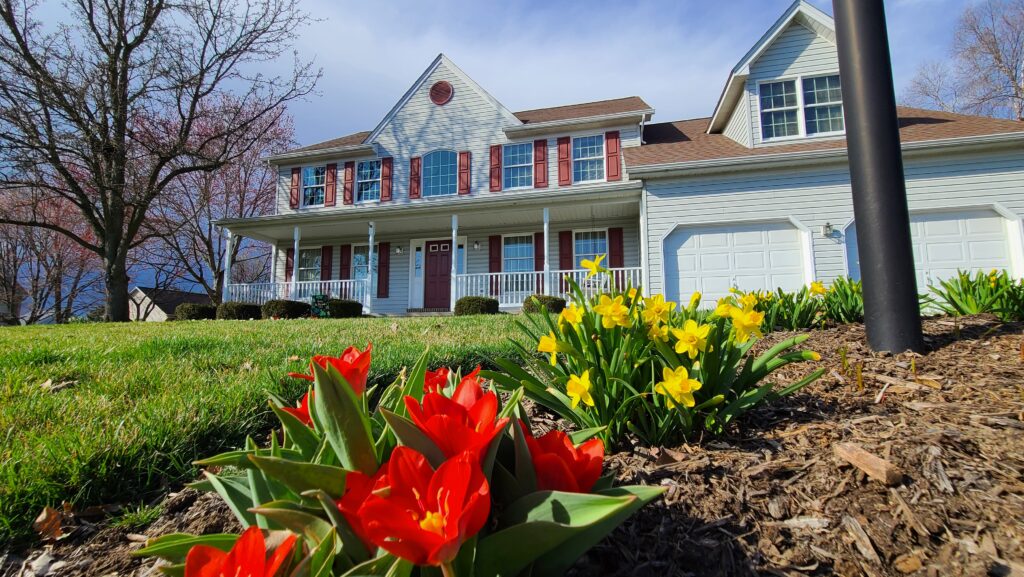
[
  {"x1": 845, "y1": 209, "x2": 1013, "y2": 287},
  {"x1": 663, "y1": 221, "x2": 807, "y2": 305}
]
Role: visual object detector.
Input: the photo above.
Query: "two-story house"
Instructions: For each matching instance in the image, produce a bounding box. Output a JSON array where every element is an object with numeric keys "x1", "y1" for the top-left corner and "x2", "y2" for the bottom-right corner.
[{"x1": 219, "y1": 0, "x2": 1024, "y2": 313}]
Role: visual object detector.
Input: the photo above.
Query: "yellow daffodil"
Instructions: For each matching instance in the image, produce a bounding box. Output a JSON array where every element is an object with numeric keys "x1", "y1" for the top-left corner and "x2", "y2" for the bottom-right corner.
[
  {"x1": 538, "y1": 330, "x2": 568, "y2": 365},
  {"x1": 566, "y1": 370, "x2": 595, "y2": 409},
  {"x1": 581, "y1": 254, "x2": 607, "y2": 279},
  {"x1": 730, "y1": 307, "x2": 764, "y2": 344},
  {"x1": 688, "y1": 291, "x2": 702, "y2": 310},
  {"x1": 593, "y1": 294, "x2": 630, "y2": 329},
  {"x1": 654, "y1": 366, "x2": 702, "y2": 409},
  {"x1": 642, "y1": 294, "x2": 676, "y2": 325},
  {"x1": 740, "y1": 293, "x2": 759, "y2": 310},
  {"x1": 558, "y1": 303, "x2": 583, "y2": 328},
  {"x1": 648, "y1": 322, "x2": 668, "y2": 342},
  {"x1": 728, "y1": 287, "x2": 741, "y2": 294},
  {"x1": 671, "y1": 319, "x2": 711, "y2": 359},
  {"x1": 628, "y1": 287, "x2": 641, "y2": 301},
  {"x1": 808, "y1": 351, "x2": 822, "y2": 361},
  {"x1": 810, "y1": 281, "x2": 826, "y2": 296},
  {"x1": 713, "y1": 297, "x2": 733, "y2": 318}
]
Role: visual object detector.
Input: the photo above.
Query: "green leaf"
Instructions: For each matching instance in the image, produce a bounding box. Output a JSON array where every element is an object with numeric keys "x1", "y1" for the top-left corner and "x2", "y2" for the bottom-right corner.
[
  {"x1": 310, "y1": 527, "x2": 338, "y2": 577},
  {"x1": 134, "y1": 533, "x2": 238, "y2": 562},
  {"x1": 511, "y1": 419, "x2": 537, "y2": 495},
  {"x1": 204, "y1": 472, "x2": 257, "y2": 528},
  {"x1": 306, "y1": 489, "x2": 371, "y2": 564},
  {"x1": 312, "y1": 362, "x2": 378, "y2": 475},
  {"x1": 250, "y1": 501, "x2": 333, "y2": 545},
  {"x1": 249, "y1": 455, "x2": 350, "y2": 500},
  {"x1": 568, "y1": 426, "x2": 606, "y2": 445},
  {"x1": 380, "y1": 408, "x2": 446, "y2": 468},
  {"x1": 340, "y1": 554, "x2": 412, "y2": 577},
  {"x1": 193, "y1": 449, "x2": 257, "y2": 469},
  {"x1": 271, "y1": 402, "x2": 321, "y2": 461}
]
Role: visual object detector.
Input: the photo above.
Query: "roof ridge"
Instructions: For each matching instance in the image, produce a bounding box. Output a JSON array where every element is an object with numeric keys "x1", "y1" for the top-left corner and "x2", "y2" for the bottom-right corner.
[{"x1": 513, "y1": 95, "x2": 649, "y2": 115}]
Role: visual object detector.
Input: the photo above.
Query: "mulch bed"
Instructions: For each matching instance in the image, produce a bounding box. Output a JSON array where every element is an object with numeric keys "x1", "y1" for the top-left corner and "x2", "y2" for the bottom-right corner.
[{"x1": 4, "y1": 315, "x2": 1023, "y2": 577}]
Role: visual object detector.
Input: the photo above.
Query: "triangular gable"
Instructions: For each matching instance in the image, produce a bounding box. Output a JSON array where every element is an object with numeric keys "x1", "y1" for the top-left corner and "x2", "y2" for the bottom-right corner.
[{"x1": 707, "y1": 0, "x2": 835, "y2": 133}]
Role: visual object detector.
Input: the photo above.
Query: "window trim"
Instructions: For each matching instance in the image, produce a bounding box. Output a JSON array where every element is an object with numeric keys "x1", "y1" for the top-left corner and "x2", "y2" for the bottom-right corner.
[
  {"x1": 571, "y1": 227, "x2": 610, "y2": 270},
  {"x1": 500, "y1": 232, "x2": 536, "y2": 273},
  {"x1": 570, "y1": 134, "x2": 607, "y2": 184},
  {"x1": 501, "y1": 143, "x2": 534, "y2": 190},
  {"x1": 801, "y1": 74, "x2": 845, "y2": 137},
  {"x1": 296, "y1": 247, "x2": 322, "y2": 282},
  {"x1": 421, "y1": 149, "x2": 459, "y2": 198},
  {"x1": 756, "y1": 71, "x2": 844, "y2": 143},
  {"x1": 299, "y1": 165, "x2": 327, "y2": 208},
  {"x1": 355, "y1": 159, "x2": 382, "y2": 204}
]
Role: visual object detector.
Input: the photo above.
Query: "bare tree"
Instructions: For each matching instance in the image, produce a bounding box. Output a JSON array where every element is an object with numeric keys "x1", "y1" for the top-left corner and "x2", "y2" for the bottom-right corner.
[
  {"x1": 0, "y1": 0, "x2": 319, "y2": 321},
  {"x1": 905, "y1": 0, "x2": 1024, "y2": 120},
  {"x1": 145, "y1": 107, "x2": 293, "y2": 303}
]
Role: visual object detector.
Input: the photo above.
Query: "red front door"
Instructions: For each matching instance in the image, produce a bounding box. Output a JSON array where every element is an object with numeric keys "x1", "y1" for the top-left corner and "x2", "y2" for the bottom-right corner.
[{"x1": 424, "y1": 240, "x2": 452, "y2": 309}]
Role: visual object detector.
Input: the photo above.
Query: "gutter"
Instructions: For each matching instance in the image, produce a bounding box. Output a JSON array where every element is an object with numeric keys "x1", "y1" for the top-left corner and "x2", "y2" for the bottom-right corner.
[
  {"x1": 627, "y1": 131, "x2": 1024, "y2": 179},
  {"x1": 264, "y1": 143, "x2": 376, "y2": 164},
  {"x1": 504, "y1": 109, "x2": 655, "y2": 136}
]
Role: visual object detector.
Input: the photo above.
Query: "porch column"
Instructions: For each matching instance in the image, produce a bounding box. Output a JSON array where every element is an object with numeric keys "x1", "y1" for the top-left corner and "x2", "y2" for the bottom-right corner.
[
  {"x1": 450, "y1": 214, "x2": 459, "y2": 311},
  {"x1": 639, "y1": 197, "x2": 649, "y2": 292},
  {"x1": 366, "y1": 221, "x2": 376, "y2": 314},
  {"x1": 543, "y1": 208, "x2": 551, "y2": 295},
  {"x1": 292, "y1": 226, "x2": 301, "y2": 298},
  {"x1": 222, "y1": 229, "x2": 233, "y2": 302}
]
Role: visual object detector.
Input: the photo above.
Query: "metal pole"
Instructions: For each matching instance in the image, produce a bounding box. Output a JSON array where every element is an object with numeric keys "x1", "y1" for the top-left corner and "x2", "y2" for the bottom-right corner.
[
  {"x1": 222, "y1": 230, "x2": 234, "y2": 303},
  {"x1": 543, "y1": 207, "x2": 550, "y2": 295},
  {"x1": 292, "y1": 226, "x2": 301, "y2": 300},
  {"x1": 450, "y1": 214, "x2": 458, "y2": 311},
  {"x1": 833, "y1": 0, "x2": 924, "y2": 352}
]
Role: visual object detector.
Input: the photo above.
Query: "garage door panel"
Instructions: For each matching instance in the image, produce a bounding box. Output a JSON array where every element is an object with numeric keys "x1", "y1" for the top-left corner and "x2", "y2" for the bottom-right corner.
[
  {"x1": 925, "y1": 243, "x2": 965, "y2": 263},
  {"x1": 700, "y1": 253, "x2": 732, "y2": 271},
  {"x1": 770, "y1": 250, "x2": 803, "y2": 267},
  {"x1": 699, "y1": 233, "x2": 730, "y2": 248},
  {"x1": 676, "y1": 254, "x2": 697, "y2": 273},
  {"x1": 735, "y1": 274, "x2": 770, "y2": 290},
  {"x1": 965, "y1": 217, "x2": 1004, "y2": 235},
  {"x1": 968, "y1": 241, "x2": 1007, "y2": 260},
  {"x1": 733, "y1": 230, "x2": 766, "y2": 246},
  {"x1": 734, "y1": 251, "x2": 766, "y2": 269},
  {"x1": 772, "y1": 273, "x2": 805, "y2": 290}
]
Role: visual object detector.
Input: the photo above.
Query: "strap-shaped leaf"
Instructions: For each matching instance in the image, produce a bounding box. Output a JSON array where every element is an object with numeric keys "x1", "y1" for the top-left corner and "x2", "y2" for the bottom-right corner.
[
  {"x1": 271, "y1": 402, "x2": 320, "y2": 461},
  {"x1": 312, "y1": 362, "x2": 378, "y2": 474},
  {"x1": 194, "y1": 449, "x2": 257, "y2": 469},
  {"x1": 134, "y1": 533, "x2": 238, "y2": 562},
  {"x1": 568, "y1": 426, "x2": 606, "y2": 445},
  {"x1": 249, "y1": 455, "x2": 349, "y2": 500},
  {"x1": 309, "y1": 527, "x2": 338, "y2": 577},
  {"x1": 305, "y1": 488, "x2": 371, "y2": 564},
  {"x1": 204, "y1": 472, "x2": 257, "y2": 528},
  {"x1": 510, "y1": 419, "x2": 536, "y2": 495},
  {"x1": 380, "y1": 409, "x2": 446, "y2": 468},
  {"x1": 250, "y1": 501, "x2": 333, "y2": 545},
  {"x1": 339, "y1": 553, "x2": 411, "y2": 577}
]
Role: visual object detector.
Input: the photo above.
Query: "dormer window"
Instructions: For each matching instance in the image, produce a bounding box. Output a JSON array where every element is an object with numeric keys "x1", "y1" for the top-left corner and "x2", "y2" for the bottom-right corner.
[
  {"x1": 759, "y1": 74, "x2": 844, "y2": 141},
  {"x1": 759, "y1": 80, "x2": 800, "y2": 140},
  {"x1": 422, "y1": 150, "x2": 458, "y2": 197},
  {"x1": 301, "y1": 166, "x2": 326, "y2": 207},
  {"x1": 803, "y1": 75, "x2": 844, "y2": 135}
]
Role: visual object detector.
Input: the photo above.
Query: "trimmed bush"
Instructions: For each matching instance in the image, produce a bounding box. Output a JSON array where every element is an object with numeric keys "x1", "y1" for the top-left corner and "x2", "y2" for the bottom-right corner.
[
  {"x1": 325, "y1": 299, "x2": 363, "y2": 319},
  {"x1": 216, "y1": 302, "x2": 262, "y2": 320},
  {"x1": 261, "y1": 299, "x2": 311, "y2": 320},
  {"x1": 454, "y1": 296, "x2": 499, "y2": 316},
  {"x1": 521, "y1": 294, "x2": 567, "y2": 314},
  {"x1": 174, "y1": 303, "x2": 216, "y2": 321}
]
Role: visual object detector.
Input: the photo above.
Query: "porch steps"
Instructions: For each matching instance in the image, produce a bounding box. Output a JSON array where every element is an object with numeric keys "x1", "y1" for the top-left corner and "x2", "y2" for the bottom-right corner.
[{"x1": 405, "y1": 308, "x2": 453, "y2": 317}]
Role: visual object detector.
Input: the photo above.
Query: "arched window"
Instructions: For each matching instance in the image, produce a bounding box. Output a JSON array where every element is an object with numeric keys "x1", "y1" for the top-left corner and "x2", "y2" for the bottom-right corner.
[{"x1": 422, "y1": 150, "x2": 458, "y2": 197}]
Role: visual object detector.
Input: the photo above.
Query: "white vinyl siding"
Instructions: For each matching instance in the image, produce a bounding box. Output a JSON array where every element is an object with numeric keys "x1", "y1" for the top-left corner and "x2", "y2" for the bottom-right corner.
[
  {"x1": 502, "y1": 144, "x2": 533, "y2": 189},
  {"x1": 356, "y1": 161, "x2": 382, "y2": 202}
]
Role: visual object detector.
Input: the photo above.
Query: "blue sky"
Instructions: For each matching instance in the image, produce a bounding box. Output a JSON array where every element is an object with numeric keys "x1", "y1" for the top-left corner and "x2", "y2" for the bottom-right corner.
[{"x1": 283, "y1": 0, "x2": 967, "y2": 145}]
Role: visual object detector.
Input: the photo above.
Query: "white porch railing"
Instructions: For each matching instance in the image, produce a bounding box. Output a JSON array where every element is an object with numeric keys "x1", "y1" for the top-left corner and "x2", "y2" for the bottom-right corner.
[
  {"x1": 225, "y1": 279, "x2": 371, "y2": 309},
  {"x1": 453, "y1": 267, "x2": 643, "y2": 308}
]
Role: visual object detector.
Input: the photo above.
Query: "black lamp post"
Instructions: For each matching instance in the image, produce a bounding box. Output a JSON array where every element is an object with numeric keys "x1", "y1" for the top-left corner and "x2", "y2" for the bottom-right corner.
[{"x1": 833, "y1": 0, "x2": 924, "y2": 353}]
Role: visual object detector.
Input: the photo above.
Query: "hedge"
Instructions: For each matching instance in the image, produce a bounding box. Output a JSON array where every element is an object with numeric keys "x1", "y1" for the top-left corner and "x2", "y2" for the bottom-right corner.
[
  {"x1": 521, "y1": 294, "x2": 567, "y2": 314},
  {"x1": 325, "y1": 299, "x2": 363, "y2": 319},
  {"x1": 261, "y1": 300, "x2": 311, "y2": 320},
  {"x1": 216, "y1": 302, "x2": 262, "y2": 320},
  {"x1": 174, "y1": 303, "x2": 216, "y2": 321},
  {"x1": 454, "y1": 296, "x2": 499, "y2": 316}
]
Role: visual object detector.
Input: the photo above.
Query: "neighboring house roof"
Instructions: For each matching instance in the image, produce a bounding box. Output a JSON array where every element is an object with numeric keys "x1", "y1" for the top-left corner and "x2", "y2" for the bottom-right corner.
[
  {"x1": 625, "y1": 107, "x2": 1024, "y2": 169},
  {"x1": 288, "y1": 131, "x2": 372, "y2": 154},
  {"x1": 132, "y1": 287, "x2": 212, "y2": 316},
  {"x1": 513, "y1": 96, "x2": 652, "y2": 124}
]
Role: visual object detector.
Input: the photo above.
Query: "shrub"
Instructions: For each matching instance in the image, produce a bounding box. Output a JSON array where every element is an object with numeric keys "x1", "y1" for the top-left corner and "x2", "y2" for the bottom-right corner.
[
  {"x1": 216, "y1": 302, "x2": 262, "y2": 320},
  {"x1": 998, "y1": 278, "x2": 1024, "y2": 321},
  {"x1": 522, "y1": 294, "x2": 567, "y2": 314},
  {"x1": 454, "y1": 296, "x2": 499, "y2": 316},
  {"x1": 174, "y1": 303, "x2": 216, "y2": 320},
  {"x1": 325, "y1": 298, "x2": 363, "y2": 318},
  {"x1": 823, "y1": 276, "x2": 864, "y2": 324},
  {"x1": 261, "y1": 299, "x2": 311, "y2": 319}
]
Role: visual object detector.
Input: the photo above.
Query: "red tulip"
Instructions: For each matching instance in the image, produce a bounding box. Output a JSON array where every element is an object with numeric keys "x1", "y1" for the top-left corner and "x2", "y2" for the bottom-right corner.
[
  {"x1": 358, "y1": 447, "x2": 490, "y2": 567},
  {"x1": 405, "y1": 374, "x2": 509, "y2": 459},
  {"x1": 523, "y1": 426, "x2": 604, "y2": 493},
  {"x1": 282, "y1": 390, "x2": 313, "y2": 427},
  {"x1": 423, "y1": 367, "x2": 450, "y2": 395},
  {"x1": 287, "y1": 344, "x2": 373, "y2": 395},
  {"x1": 459, "y1": 365, "x2": 483, "y2": 389},
  {"x1": 184, "y1": 526, "x2": 295, "y2": 577}
]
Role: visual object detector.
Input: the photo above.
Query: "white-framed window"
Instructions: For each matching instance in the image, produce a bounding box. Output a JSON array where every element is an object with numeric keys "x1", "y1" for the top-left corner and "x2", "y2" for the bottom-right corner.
[
  {"x1": 802, "y1": 75, "x2": 844, "y2": 135},
  {"x1": 422, "y1": 150, "x2": 458, "y2": 197},
  {"x1": 297, "y1": 248, "x2": 321, "y2": 281},
  {"x1": 573, "y1": 229, "x2": 608, "y2": 269},
  {"x1": 356, "y1": 160, "x2": 381, "y2": 202},
  {"x1": 301, "y1": 166, "x2": 326, "y2": 207},
  {"x1": 572, "y1": 135, "x2": 605, "y2": 183},
  {"x1": 503, "y1": 234, "x2": 534, "y2": 273},
  {"x1": 352, "y1": 244, "x2": 379, "y2": 281},
  {"x1": 502, "y1": 143, "x2": 533, "y2": 189},
  {"x1": 759, "y1": 80, "x2": 800, "y2": 140}
]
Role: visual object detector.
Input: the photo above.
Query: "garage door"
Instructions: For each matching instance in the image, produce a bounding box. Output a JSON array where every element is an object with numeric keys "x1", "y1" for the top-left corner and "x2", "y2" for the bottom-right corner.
[
  {"x1": 663, "y1": 221, "x2": 807, "y2": 305},
  {"x1": 846, "y1": 209, "x2": 1013, "y2": 288}
]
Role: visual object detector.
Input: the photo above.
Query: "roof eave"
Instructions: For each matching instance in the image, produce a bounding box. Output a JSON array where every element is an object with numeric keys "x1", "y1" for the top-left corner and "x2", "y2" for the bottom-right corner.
[
  {"x1": 505, "y1": 109, "x2": 655, "y2": 137},
  {"x1": 265, "y1": 143, "x2": 377, "y2": 165}
]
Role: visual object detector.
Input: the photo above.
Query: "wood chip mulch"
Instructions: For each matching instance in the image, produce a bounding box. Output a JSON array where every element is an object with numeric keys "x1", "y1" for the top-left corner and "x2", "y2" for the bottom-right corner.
[{"x1": 3, "y1": 315, "x2": 1022, "y2": 577}]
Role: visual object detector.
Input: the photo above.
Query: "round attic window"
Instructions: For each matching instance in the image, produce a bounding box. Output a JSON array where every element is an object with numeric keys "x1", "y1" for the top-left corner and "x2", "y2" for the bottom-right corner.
[{"x1": 429, "y1": 81, "x2": 453, "y2": 105}]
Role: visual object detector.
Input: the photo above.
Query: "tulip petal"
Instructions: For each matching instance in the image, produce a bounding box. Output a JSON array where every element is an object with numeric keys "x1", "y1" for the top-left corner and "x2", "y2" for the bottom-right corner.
[
  {"x1": 224, "y1": 526, "x2": 266, "y2": 576},
  {"x1": 184, "y1": 545, "x2": 227, "y2": 577},
  {"x1": 264, "y1": 532, "x2": 297, "y2": 577},
  {"x1": 533, "y1": 453, "x2": 581, "y2": 493}
]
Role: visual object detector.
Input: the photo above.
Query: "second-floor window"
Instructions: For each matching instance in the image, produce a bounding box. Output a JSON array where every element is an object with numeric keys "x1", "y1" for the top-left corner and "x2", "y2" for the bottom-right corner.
[
  {"x1": 356, "y1": 160, "x2": 381, "y2": 202},
  {"x1": 574, "y1": 229, "x2": 607, "y2": 269},
  {"x1": 302, "y1": 166, "x2": 326, "y2": 207},
  {"x1": 422, "y1": 150, "x2": 458, "y2": 197},
  {"x1": 759, "y1": 80, "x2": 800, "y2": 140},
  {"x1": 803, "y1": 75, "x2": 844, "y2": 135},
  {"x1": 502, "y1": 143, "x2": 533, "y2": 189},
  {"x1": 760, "y1": 74, "x2": 844, "y2": 140},
  {"x1": 298, "y1": 249, "x2": 321, "y2": 281},
  {"x1": 572, "y1": 135, "x2": 604, "y2": 183}
]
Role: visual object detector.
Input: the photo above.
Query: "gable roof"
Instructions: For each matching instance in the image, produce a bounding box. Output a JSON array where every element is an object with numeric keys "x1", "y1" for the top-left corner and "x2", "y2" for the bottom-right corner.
[
  {"x1": 626, "y1": 107, "x2": 1024, "y2": 169},
  {"x1": 288, "y1": 131, "x2": 371, "y2": 154},
  {"x1": 707, "y1": 0, "x2": 835, "y2": 133},
  {"x1": 514, "y1": 97, "x2": 652, "y2": 124},
  {"x1": 132, "y1": 287, "x2": 212, "y2": 316}
]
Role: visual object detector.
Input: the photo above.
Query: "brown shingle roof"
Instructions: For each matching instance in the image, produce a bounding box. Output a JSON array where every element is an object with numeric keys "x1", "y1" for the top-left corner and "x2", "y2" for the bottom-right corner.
[
  {"x1": 514, "y1": 96, "x2": 652, "y2": 124},
  {"x1": 287, "y1": 131, "x2": 372, "y2": 154},
  {"x1": 626, "y1": 107, "x2": 1024, "y2": 167}
]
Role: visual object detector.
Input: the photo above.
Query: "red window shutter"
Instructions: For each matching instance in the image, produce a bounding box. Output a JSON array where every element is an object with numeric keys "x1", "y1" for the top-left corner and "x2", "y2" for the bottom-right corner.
[
  {"x1": 458, "y1": 151, "x2": 471, "y2": 195},
  {"x1": 339, "y1": 244, "x2": 352, "y2": 280},
  {"x1": 557, "y1": 137, "x2": 571, "y2": 186},
  {"x1": 489, "y1": 235, "x2": 501, "y2": 296},
  {"x1": 289, "y1": 168, "x2": 300, "y2": 208},
  {"x1": 409, "y1": 157, "x2": 422, "y2": 199},
  {"x1": 533, "y1": 139, "x2": 548, "y2": 188},
  {"x1": 320, "y1": 245, "x2": 333, "y2": 281},
  {"x1": 343, "y1": 161, "x2": 355, "y2": 205},
  {"x1": 285, "y1": 248, "x2": 295, "y2": 282},
  {"x1": 489, "y1": 145, "x2": 502, "y2": 192},
  {"x1": 608, "y1": 227, "x2": 624, "y2": 268},
  {"x1": 377, "y1": 242, "x2": 390, "y2": 298},
  {"x1": 533, "y1": 232, "x2": 545, "y2": 271},
  {"x1": 558, "y1": 230, "x2": 573, "y2": 291},
  {"x1": 325, "y1": 164, "x2": 337, "y2": 206},
  {"x1": 605, "y1": 131, "x2": 621, "y2": 182},
  {"x1": 381, "y1": 157, "x2": 393, "y2": 201}
]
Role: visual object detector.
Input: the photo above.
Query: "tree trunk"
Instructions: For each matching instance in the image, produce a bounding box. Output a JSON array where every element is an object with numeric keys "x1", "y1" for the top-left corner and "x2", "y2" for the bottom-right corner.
[{"x1": 104, "y1": 255, "x2": 131, "y2": 322}]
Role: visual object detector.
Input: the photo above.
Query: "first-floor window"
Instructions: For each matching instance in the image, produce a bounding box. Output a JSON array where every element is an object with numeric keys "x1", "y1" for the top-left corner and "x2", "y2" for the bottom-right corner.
[
  {"x1": 574, "y1": 230, "x2": 607, "y2": 269},
  {"x1": 298, "y1": 249, "x2": 321, "y2": 281},
  {"x1": 302, "y1": 166, "x2": 326, "y2": 207},
  {"x1": 352, "y1": 244, "x2": 379, "y2": 281},
  {"x1": 503, "y1": 235, "x2": 534, "y2": 273},
  {"x1": 356, "y1": 160, "x2": 381, "y2": 202}
]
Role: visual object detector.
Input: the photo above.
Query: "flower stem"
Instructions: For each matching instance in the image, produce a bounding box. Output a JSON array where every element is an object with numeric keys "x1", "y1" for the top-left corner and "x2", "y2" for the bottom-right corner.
[{"x1": 440, "y1": 561, "x2": 457, "y2": 577}]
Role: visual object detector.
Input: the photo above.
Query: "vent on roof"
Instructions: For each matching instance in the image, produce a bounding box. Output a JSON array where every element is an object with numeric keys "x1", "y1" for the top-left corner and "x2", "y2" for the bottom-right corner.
[{"x1": 429, "y1": 81, "x2": 453, "y2": 105}]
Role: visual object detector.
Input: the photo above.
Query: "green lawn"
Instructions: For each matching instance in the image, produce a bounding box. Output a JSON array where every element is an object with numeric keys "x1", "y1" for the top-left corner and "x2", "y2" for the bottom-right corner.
[{"x1": 0, "y1": 316, "x2": 524, "y2": 547}]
